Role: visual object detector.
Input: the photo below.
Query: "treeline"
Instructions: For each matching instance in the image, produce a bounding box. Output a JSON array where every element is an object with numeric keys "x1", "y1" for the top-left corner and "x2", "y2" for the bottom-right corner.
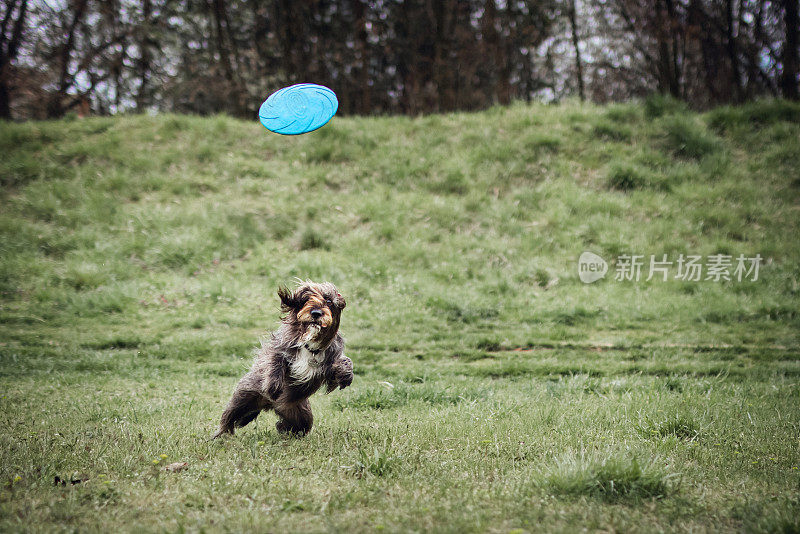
[{"x1": 1, "y1": 0, "x2": 797, "y2": 120}]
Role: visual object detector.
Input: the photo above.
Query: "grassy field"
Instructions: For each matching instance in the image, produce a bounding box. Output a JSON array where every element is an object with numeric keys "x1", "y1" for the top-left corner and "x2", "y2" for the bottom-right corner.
[{"x1": 1, "y1": 97, "x2": 799, "y2": 532}]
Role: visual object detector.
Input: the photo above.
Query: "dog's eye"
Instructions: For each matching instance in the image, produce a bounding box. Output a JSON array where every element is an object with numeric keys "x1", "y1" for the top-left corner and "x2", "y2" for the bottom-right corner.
[{"x1": 325, "y1": 298, "x2": 333, "y2": 306}]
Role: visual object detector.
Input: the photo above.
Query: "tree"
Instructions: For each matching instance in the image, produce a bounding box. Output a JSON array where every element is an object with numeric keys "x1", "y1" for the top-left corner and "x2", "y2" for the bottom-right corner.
[
  {"x1": 568, "y1": 0, "x2": 585, "y2": 101},
  {"x1": 0, "y1": 0, "x2": 29, "y2": 119},
  {"x1": 1, "y1": 0, "x2": 794, "y2": 119},
  {"x1": 780, "y1": 0, "x2": 799, "y2": 100}
]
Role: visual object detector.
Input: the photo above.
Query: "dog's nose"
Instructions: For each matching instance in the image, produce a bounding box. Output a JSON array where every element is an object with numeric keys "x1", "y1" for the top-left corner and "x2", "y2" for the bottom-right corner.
[{"x1": 310, "y1": 309, "x2": 323, "y2": 320}]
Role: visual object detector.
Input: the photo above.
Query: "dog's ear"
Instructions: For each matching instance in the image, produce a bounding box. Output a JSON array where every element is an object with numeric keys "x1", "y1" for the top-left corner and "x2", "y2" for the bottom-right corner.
[
  {"x1": 334, "y1": 291, "x2": 346, "y2": 310},
  {"x1": 277, "y1": 285, "x2": 299, "y2": 312}
]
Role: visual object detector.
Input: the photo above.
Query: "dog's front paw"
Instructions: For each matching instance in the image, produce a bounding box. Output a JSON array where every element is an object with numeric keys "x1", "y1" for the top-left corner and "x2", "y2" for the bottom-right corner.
[{"x1": 334, "y1": 356, "x2": 354, "y2": 390}]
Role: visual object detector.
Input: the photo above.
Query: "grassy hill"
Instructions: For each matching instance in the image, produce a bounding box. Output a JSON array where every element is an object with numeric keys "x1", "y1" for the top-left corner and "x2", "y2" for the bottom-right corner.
[{"x1": 1, "y1": 98, "x2": 799, "y2": 532}]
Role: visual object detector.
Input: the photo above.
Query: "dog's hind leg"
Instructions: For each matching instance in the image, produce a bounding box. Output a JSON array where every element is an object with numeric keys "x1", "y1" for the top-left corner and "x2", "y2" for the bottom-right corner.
[
  {"x1": 275, "y1": 399, "x2": 313, "y2": 436},
  {"x1": 213, "y1": 386, "x2": 265, "y2": 439}
]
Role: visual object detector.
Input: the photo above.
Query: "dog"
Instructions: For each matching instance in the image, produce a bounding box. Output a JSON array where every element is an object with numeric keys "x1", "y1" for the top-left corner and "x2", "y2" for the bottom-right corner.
[{"x1": 213, "y1": 281, "x2": 353, "y2": 438}]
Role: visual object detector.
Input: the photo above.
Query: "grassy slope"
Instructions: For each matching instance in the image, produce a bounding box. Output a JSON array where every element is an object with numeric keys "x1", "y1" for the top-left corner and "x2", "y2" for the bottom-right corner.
[{"x1": 0, "y1": 99, "x2": 799, "y2": 532}]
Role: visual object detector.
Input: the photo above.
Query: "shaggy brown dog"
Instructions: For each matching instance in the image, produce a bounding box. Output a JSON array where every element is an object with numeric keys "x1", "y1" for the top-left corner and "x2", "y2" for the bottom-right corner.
[{"x1": 213, "y1": 281, "x2": 352, "y2": 438}]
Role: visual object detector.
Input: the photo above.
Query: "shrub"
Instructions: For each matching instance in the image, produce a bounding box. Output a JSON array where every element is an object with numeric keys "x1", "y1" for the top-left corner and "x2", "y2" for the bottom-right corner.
[
  {"x1": 427, "y1": 168, "x2": 468, "y2": 195},
  {"x1": 659, "y1": 115, "x2": 721, "y2": 159},
  {"x1": 299, "y1": 228, "x2": 330, "y2": 250},
  {"x1": 644, "y1": 94, "x2": 688, "y2": 119},
  {"x1": 475, "y1": 337, "x2": 502, "y2": 351},
  {"x1": 604, "y1": 104, "x2": 641, "y2": 123},
  {"x1": 593, "y1": 120, "x2": 632, "y2": 141},
  {"x1": 707, "y1": 99, "x2": 800, "y2": 132},
  {"x1": 525, "y1": 133, "x2": 562, "y2": 153},
  {"x1": 534, "y1": 268, "x2": 551, "y2": 287},
  {"x1": 605, "y1": 162, "x2": 650, "y2": 191}
]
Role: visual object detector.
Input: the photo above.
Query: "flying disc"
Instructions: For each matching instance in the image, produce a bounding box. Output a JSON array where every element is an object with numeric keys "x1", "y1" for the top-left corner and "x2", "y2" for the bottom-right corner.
[{"x1": 258, "y1": 83, "x2": 338, "y2": 135}]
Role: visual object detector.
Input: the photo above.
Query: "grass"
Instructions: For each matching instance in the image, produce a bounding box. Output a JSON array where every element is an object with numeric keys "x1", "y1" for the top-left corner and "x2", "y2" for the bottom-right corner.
[
  {"x1": 1, "y1": 98, "x2": 799, "y2": 532},
  {"x1": 540, "y1": 453, "x2": 677, "y2": 501},
  {"x1": 605, "y1": 161, "x2": 653, "y2": 191}
]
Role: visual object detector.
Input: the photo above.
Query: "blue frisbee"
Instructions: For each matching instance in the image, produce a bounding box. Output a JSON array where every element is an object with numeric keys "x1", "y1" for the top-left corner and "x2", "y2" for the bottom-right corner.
[{"x1": 258, "y1": 83, "x2": 338, "y2": 135}]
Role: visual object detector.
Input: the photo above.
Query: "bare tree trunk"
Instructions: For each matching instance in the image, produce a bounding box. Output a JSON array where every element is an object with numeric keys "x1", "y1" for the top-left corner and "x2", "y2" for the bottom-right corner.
[
  {"x1": 662, "y1": 0, "x2": 681, "y2": 98},
  {"x1": 780, "y1": 0, "x2": 799, "y2": 100},
  {"x1": 135, "y1": 0, "x2": 151, "y2": 111},
  {"x1": 0, "y1": 0, "x2": 29, "y2": 120},
  {"x1": 431, "y1": 0, "x2": 456, "y2": 111},
  {"x1": 208, "y1": 0, "x2": 246, "y2": 114},
  {"x1": 113, "y1": 41, "x2": 126, "y2": 111},
  {"x1": 482, "y1": 0, "x2": 499, "y2": 104},
  {"x1": 0, "y1": 82, "x2": 10, "y2": 120},
  {"x1": 568, "y1": 0, "x2": 585, "y2": 101},
  {"x1": 48, "y1": 0, "x2": 89, "y2": 118},
  {"x1": 353, "y1": 0, "x2": 371, "y2": 114},
  {"x1": 497, "y1": 2, "x2": 512, "y2": 105},
  {"x1": 725, "y1": 0, "x2": 743, "y2": 102}
]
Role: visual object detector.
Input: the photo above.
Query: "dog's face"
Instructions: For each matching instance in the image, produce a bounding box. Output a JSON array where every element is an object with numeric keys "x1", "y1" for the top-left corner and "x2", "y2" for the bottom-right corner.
[{"x1": 278, "y1": 281, "x2": 345, "y2": 348}]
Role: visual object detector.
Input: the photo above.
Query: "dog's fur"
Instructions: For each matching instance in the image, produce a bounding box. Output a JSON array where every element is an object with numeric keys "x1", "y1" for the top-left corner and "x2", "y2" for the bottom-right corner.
[{"x1": 213, "y1": 281, "x2": 352, "y2": 438}]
